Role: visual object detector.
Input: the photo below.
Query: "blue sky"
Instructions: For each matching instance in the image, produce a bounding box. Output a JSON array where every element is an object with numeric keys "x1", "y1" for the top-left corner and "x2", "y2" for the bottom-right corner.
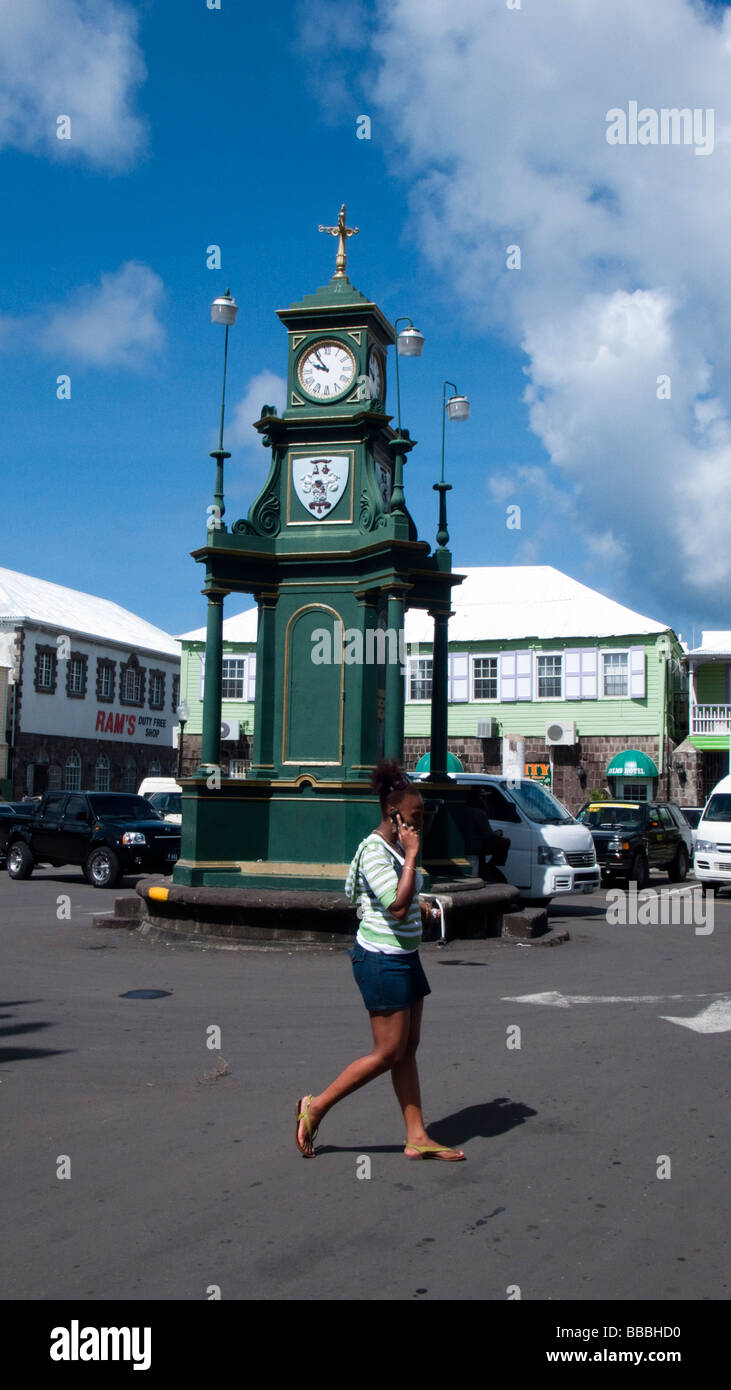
[{"x1": 2, "y1": 0, "x2": 730, "y2": 648}]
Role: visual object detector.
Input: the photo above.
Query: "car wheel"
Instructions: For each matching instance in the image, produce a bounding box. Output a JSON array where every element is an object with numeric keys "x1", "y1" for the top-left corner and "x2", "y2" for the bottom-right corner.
[
  {"x1": 7, "y1": 842, "x2": 34, "y2": 879},
  {"x1": 667, "y1": 846, "x2": 689, "y2": 882},
  {"x1": 85, "y1": 847, "x2": 121, "y2": 889},
  {"x1": 628, "y1": 852, "x2": 649, "y2": 890}
]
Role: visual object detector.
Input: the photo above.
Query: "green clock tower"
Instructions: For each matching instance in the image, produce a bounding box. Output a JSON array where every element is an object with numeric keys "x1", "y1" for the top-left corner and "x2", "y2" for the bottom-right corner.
[{"x1": 174, "y1": 208, "x2": 464, "y2": 893}]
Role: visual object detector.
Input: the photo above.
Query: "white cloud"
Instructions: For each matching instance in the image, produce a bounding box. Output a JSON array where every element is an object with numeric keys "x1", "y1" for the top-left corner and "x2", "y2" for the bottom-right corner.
[
  {"x1": 228, "y1": 372, "x2": 287, "y2": 451},
  {"x1": 40, "y1": 262, "x2": 165, "y2": 367},
  {"x1": 319, "y1": 0, "x2": 731, "y2": 615},
  {"x1": 0, "y1": 0, "x2": 146, "y2": 169}
]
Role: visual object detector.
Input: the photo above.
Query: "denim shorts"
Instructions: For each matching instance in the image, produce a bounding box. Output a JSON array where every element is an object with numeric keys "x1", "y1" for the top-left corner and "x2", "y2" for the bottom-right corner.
[{"x1": 350, "y1": 942, "x2": 431, "y2": 1014}]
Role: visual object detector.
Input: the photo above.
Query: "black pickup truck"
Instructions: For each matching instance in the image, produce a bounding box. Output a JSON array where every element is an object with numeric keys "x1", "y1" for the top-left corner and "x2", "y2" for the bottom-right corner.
[{"x1": 1, "y1": 791, "x2": 181, "y2": 888}]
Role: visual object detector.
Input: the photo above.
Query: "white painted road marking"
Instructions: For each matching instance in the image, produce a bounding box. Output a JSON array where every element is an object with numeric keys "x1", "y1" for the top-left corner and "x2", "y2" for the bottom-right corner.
[
  {"x1": 660, "y1": 1000, "x2": 731, "y2": 1033},
  {"x1": 501, "y1": 990, "x2": 730, "y2": 1008}
]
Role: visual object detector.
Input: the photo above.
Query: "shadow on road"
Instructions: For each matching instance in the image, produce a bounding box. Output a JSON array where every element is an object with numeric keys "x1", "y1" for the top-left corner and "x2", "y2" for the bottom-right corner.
[
  {"x1": 0, "y1": 1000, "x2": 70, "y2": 1065},
  {"x1": 316, "y1": 1096, "x2": 536, "y2": 1155}
]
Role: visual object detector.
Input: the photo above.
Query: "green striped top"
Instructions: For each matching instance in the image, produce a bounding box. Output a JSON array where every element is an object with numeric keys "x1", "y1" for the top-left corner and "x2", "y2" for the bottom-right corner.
[{"x1": 345, "y1": 832, "x2": 423, "y2": 953}]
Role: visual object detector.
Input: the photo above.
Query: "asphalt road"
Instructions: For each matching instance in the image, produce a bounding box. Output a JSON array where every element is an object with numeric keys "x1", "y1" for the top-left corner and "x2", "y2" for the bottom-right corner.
[{"x1": 0, "y1": 866, "x2": 729, "y2": 1302}]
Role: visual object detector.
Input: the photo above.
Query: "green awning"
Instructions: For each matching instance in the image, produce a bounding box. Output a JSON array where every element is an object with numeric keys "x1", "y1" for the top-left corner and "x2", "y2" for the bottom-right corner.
[
  {"x1": 606, "y1": 750, "x2": 659, "y2": 778},
  {"x1": 414, "y1": 751, "x2": 464, "y2": 773}
]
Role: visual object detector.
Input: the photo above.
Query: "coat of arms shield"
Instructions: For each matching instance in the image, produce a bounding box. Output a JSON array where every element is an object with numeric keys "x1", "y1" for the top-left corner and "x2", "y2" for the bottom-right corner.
[{"x1": 292, "y1": 455, "x2": 349, "y2": 518}]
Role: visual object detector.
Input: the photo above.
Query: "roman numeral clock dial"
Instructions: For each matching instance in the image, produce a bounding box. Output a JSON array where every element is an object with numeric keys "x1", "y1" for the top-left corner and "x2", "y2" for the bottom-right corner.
[{"x1": 297, "y1": 340, "x2": 356, "y2": 400}]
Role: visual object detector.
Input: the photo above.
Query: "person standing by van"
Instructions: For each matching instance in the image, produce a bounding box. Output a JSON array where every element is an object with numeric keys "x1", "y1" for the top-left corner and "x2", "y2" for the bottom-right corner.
[
  {"x1": 463, "y1": 786, "x2": 510, "y2": 881},
  {"x1": 295, "y1": 759, "x2": 465, "y2": 1162}
]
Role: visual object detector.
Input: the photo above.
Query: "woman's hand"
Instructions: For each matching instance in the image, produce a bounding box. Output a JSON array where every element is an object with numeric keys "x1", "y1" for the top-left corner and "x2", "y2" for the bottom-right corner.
[{"x1": 396, "y1": 812, "x2": 420, "y2": 860}]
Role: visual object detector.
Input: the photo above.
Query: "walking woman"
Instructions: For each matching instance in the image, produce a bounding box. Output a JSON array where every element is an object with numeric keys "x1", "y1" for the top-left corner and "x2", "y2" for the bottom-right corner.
[{"x1": 295, "y1": 759, "x2": 465, "y2": 1161}]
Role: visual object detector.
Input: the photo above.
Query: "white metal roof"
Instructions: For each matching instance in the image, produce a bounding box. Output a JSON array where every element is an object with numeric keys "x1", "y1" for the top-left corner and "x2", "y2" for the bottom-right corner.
[
  {"x1": 686, "y1": 630, "x2": 731, "y2": 658},
  {"x1": 177, "y1": 566, "x2": 670, "y2": 646},
  {"x1": 405, "y1": 567, "x2": 669, "y2": 643},
  {"x1": 178, "y1": 607, "x2": 258, "y2": 643},
  {"x1": 0, "y1": 568, "x2": 180, "y2": 657}
]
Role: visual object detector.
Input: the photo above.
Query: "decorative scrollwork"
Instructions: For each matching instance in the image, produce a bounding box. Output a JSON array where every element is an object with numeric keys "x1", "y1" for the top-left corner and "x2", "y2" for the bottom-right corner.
[
  {"x1": 250, "y1": 493, "x2": 281, "y2": 536},
  {"x1": 359, "y1": 487, "x2": 375, "y2": 533}
]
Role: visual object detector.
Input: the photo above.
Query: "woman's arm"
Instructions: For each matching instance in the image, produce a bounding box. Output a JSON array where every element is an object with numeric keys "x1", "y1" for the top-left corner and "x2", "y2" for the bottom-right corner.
[{"x1": 388, "y1": 814, "x2": 420, "y2": 921}]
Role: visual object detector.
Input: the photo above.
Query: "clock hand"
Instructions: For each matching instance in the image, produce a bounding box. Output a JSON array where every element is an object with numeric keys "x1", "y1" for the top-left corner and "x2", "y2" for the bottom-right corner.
[{"x1": 313, "y1": 350, "x2": 328, "y2": 369}]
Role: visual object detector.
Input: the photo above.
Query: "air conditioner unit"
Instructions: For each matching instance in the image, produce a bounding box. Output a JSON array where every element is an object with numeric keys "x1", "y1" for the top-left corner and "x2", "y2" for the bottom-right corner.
[
  {"x1": 545, "y1": 720, "x2": 576, "y2": 747},
  {"x1": 220, "y1": 720, "x2": 240, "y2": 742},
  {"x1": 477, "y1": 718, "x2": 498, "y2": 738}
]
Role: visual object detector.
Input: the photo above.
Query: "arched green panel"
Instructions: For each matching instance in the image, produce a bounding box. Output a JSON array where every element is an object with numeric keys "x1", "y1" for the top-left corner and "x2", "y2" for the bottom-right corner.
[{"x1": 283, "y1": 606, "x2": 343, "y2": 764}]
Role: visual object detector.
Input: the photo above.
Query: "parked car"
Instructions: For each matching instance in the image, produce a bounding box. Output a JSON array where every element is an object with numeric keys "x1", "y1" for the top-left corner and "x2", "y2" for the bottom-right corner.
[
  {"x1": 1, "y1": 791, "x2": 181, "y2": 888},
  {"x1": 138, "y1": 777, "x2": 182, "y2": 825},
  {"x1": 678, "y1": 806, "x2": 704, "y2": 848},
  {"x1": 0, "y1": 803, "x2": 35, "y2": 867},
  {"x1": 412, "y1": 772, "x2": 599, "y2": 903},
  {"x1": 693, "y1": 774, "x2": 731, "y2": 894},
  {"x1": 577, "y1": 800, "x2": 690, "y2": 888},
  {"x1": 145, "y1": 791, "x2": 182, "y2": 825}
]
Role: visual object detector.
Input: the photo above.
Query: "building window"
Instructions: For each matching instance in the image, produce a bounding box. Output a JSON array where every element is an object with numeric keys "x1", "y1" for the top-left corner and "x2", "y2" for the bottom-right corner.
[
  {"x1": 409, "y1": 657, "x2": 433, "y2": 701},
  {"x1": 96, "y1": 659, "x2": 116, "y2": 702},
  {"x1": 172, "y1": 674, "x2": 180, "y2": 711},
  {"x1": 66, "y1": 652, "x2": 88, "y2": 699},
  {"x1": 603, "y1": 652, "x2": 628, "y2": 697},
  {"x1": 149, "y1": 669, "x2": 165, "y2": 710},
  {"x1": 473, "y1": 656, "x2": 497, "y2": 701},
  {"x1": 222, "y1": 658, "x2": 246, "y2": 700},
  {"x1": 48, "y1": 764, "x2": 62, "y2": 790},
  {"x1": 230, "y1": 759, "x2": 250, "y2": 779},
  {"x1": 623, "y1": 781, "x2": 648, "y2": 801},
  {"x1": 64, "y1": 750, "x2": 82, "y2": 791},
  {"x1": 121, "y1": 756, "x2": 137, "y2": 793},
  {"x1": 34, "y1": 644, "x2": 57, "y2": 694},
  {"x1": 120, "y1": 655, "x2": 145, "y2": 706},
  {"x1": 94, "y1": 754, "x2": 110, "y2": 791},
  {"x1": 537, "y1": 655, "x2": 562, "y2": 699},
  {"x1": 148, "y1": 759, "x2": 161, "y2": 777}
]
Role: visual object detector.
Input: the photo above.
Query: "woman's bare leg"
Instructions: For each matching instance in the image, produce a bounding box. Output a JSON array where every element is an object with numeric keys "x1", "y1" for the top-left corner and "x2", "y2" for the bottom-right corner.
[
  {"x1": 296, "y1": 1009, "x2": 410, "y2": 1156},
  {"x1": 391, "y1": 1001, "x2": 465, "y2": 1160}
]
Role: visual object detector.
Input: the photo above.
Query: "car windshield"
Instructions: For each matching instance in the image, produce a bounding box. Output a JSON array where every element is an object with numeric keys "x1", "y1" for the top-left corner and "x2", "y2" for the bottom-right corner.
[
  {"x1": 87, "y1": 795, "x2": 162, "y2": 820},
  {"x1": 581, "y1": 805, "x2": 644, "y2": 830},
  {"x1": 504, "y1": 781, "x2": 575, "y2": 825},
  {"x1": 702, "y1": 793, "x2": 731, "y2": 823},
  {"x1": 149, "y1": 793, "x2": 182, "y2": 814}
]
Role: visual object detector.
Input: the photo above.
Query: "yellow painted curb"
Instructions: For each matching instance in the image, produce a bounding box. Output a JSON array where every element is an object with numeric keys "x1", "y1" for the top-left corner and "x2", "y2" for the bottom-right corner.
[{"x1": 148, "y1": 886, "x2": 170, "y2": 901}]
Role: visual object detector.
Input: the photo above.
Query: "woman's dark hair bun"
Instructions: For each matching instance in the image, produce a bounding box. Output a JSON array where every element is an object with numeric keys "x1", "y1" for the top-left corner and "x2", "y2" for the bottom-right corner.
[{"x1": 371, "y1": 758, "x2": 412, "y2": 803}]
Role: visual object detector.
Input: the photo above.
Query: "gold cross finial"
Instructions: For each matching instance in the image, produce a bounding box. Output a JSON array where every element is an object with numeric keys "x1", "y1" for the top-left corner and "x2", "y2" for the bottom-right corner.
[{"x1": 318, "y1": 203, "x2": 359, "y2": 279}]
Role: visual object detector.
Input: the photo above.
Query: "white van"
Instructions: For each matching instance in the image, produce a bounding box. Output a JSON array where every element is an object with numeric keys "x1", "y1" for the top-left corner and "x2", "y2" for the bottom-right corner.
[
  {"x1": 413, "y1": 772, "x2": 600, "y2": 903},
  {"x1": 137, "y1": 777, "x2": 182, "y2": 825},
  {"x1": 693, "y1": 773, "x2": 731, "y2": 892}
]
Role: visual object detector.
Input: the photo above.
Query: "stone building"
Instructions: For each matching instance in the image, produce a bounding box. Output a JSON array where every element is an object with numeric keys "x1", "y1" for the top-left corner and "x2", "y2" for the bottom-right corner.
[{"x1": 0, "y1": 568, "x2": 180, "y2": 798}]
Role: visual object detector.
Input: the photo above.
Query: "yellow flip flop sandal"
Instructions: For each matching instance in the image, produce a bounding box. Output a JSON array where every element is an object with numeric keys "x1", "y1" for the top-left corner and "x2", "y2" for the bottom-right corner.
[
  {"x1": 295, "y1": 1094, "x2": 319, "y2": 1157},
  {"x1": 404, "y1": 1143, "x2": 465, "y2": 1161}
]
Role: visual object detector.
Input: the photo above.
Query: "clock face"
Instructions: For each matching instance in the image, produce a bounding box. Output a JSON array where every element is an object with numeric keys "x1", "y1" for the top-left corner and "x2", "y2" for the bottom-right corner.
[
  {"x1": 367, "y1": 349, "x2": 383, "y2": 403},
  {"x1": 298, "y1": 339, "x2": 356, "y2": 401}
]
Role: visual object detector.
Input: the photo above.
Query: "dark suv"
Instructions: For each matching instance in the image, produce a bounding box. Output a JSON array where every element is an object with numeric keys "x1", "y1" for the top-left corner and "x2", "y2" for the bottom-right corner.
[
  {"x1": 2, "y1": 791, "x2": 180, "y2": 888},
  {"x1": 577, "y1": 801, "x2": 690, "y2": 888}
]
